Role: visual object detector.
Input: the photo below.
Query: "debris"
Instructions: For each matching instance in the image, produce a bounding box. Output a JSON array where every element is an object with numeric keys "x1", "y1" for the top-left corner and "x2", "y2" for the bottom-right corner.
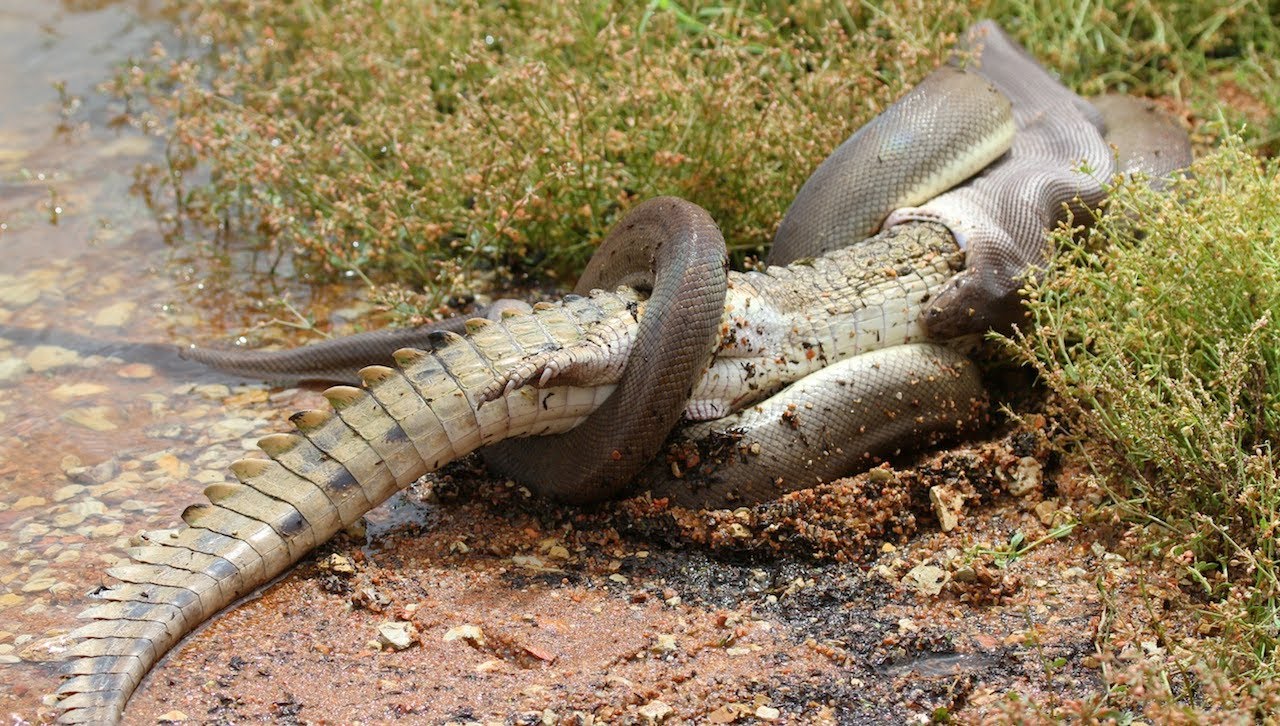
[
  {"x1": 376, "y1": 621, "x2": 418, "y2": 651},
  {"x1": 903, "y1": 564, "x2": 949, "y2": 597}
]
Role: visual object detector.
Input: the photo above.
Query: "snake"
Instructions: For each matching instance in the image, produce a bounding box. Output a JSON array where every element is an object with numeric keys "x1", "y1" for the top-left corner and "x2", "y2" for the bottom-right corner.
[
  {"x1": 181, "y1": 21, "x2": 1189, "y2": 503},
  {"x1": 52, "y1": 22, "x2": 1196, "y2": 724}
]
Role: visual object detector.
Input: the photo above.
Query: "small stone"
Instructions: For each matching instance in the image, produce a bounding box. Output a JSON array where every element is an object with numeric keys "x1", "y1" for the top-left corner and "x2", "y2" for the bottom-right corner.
[
  {"x1": 0, "y1": 280, "x2": 40, "y2": 307},
  {"x1": 443, "y1": 624, "x2": 486, "y2": 647},
  {"x1": 92, "y1": 301, "x2": 136, "y2": 327},
  {"x1": 1034, "y1": 499, "x2": 1061, "y2": 526},
  {"x1": 51, "y1": 484, "x2": 85, "y2": 502},
  {"x1": 69, "y1": 499, "x2": 106, "y2": 516},
  {"x1": 903, "y1": 564, "x2": 949, "y2": 597},
  {"x1": 53, "y1": 511, "x2": 87, "y2": 528},
  {"x1": 319, "y1": 553, "x2": 357, "y2": 576},
  {"x1": 116, "y1": 362, "x2": 155, "y2": 379},
  {"x1": 61, "y1": 406, "x2": 119, "y2": 431},
  {"x1": 54, "y1": 550, "x2": 81, "y2": 564},
  {"x1": 209, "y1": 417, "x2": 257, "y2": 439},
  {"x1": 193, "y1": 384, "x2": 231, "y2": 400},
  {"x1": 650, "y1": 633, "x2": 677, "y2": 654},
  {"x1": 638, "y1": 700, "x2": 673, "y2": 723},
  {"x1": 13, "y1": 495, "x2": 47, "y2": 511},
  {"x1": 930, "y1": 485, "x2": 964, "y2": 532},
  {"x1": 867, "y1": 467, "x2": 895, "y2": 484},
  {"x1": 0, "y1": 655, "x2": 20, "y2": 664},
  {"x1": 91, "y1": 522, "x2": 124, "y2": 538},
  {"x1": 0, "y1": 357, "x2": 30, "y2": 386},
  {"x1": 21, "y1": 577, "x2": 57, "y2": 593},
  {"x1": 26, "y1": 345, "x2": 80, "y2": 372},
  {"x1": 156, "y1": 710, "x2": 188, "y2": 722},
  {"x1": 755, "y1": 706, "x2": 781, "y2": 721},
  {"x1": 953, "y1": 565, "x2": 977, "y2": 583},
  {"x1": 51, "y1": 382, "x2": 109, "y2": 401},
  {"x1": 1063, "y1": 566, "x2": 1088, "y2": 581},
  {"x1": 0, "y1": 593, "x2": 24, "y2": 607},
  {"x1": 1009, "y1": 456, "x2": 1043, "y2": 496},
  {"x1": 376, "y1": 621, "x2": 418, "y2": 651}
]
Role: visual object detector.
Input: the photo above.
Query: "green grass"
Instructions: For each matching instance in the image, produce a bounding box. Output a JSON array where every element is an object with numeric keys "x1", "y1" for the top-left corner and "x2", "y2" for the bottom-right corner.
[
  {"x1": 113, "y1": 0, "x2": 1279, "y2": 311},
  {"x1": 1009, "y1": 141, "x2": 1280, "y2": 718},
  {"x1": 114, "y1": 0, "x2": 1280, "y2": 717}
]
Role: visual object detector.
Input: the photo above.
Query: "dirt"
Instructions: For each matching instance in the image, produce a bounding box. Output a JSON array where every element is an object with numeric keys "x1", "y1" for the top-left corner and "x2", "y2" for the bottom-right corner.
[{"x1": 108, "y1": 424, "x2": 1184, "y2": 725}]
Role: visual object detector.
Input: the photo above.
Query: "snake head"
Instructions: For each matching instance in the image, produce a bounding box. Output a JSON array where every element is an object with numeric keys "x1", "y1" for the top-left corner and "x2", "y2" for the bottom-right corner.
[{"x1": 922, "y1": 249, "x2": 1038, "y2": 339}]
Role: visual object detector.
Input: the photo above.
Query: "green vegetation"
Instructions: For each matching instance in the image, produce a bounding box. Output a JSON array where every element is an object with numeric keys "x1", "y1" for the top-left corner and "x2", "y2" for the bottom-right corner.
[
  {"x1": 116, "y1": 0, "x2": 1280, "y2": 718},
  {"x1": 1010, "y1": 142, "x2": 1280, "y2": 718},
  {"x1": 114, "y1": 0, "x2": 1278, "y2": 307}
]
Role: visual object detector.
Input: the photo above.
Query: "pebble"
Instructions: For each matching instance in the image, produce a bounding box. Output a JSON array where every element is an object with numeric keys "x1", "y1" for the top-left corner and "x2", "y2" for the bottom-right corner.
[
  {"x1": 0, "y1": 280, "x2": 40, "y2": 307},
  {"x1": 51, "y1": 484, "x2": 85, "y2": 502},
  {"x1": 376, "y1": 621, "x2": 418, "y2": 651},
  {"x1": 61, "y1": 406, "x2": 119, "y2": 431},
  {"x1": 193, "y1": 383, "x2": 231, "y2": 400},
  {"x1": 92, "y1": 301, "x2": 136, "y2": 327},
  {"x1": 156, "y1": 710, "x2": 189, "y2": 722},
  {"x1": 208, "y1": 417, "x2": 258, "y2": 440},
  {"x1": 91, "y1": 522, "x2": 124, "y2": 538},
  {"x1": 0, "y1": 357, "x2": 30, "y2": 385},
  {"x1": 50, "y1": 382, "x2": 110, "y2": 401},
  {"x1": 903, "y1": 564, "x2": 948, "y2": 597},
  {"x1": 53, "y1": 511, "x2": 87, "y2": 528},
  {"x1": 26, "y1": 345, "x2": 81, "y2": 372},
  {"x1": 638, "y1": 700, "x2": 673, "y2": 723},
  {"x1": 443, "y1": 624, "x2": 486, "y2": 647},
  {"x1": 21, "y1": 577, "x2": 57, "y2": 593},
  {"x1": 12, "y1": 495, "x2": 47, "y2": 511},
  {"x1": 117, "y1": 362, "x2": 155, "y2": 379}
]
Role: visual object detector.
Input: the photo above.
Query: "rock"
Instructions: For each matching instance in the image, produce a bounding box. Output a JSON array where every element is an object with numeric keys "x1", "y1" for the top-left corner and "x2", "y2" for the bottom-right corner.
[
  {"x1": 376, "y1": 621, "x2": 418, "y2": 651},
  {"x1": 116, "y1": 362, "x2": 155, "y2": 379},
  {"x1": 650, "y1": 633, "x2": 678, "y2": 654},
  {"x1": 13, "y1": 495, "x2": 47, "y2": 511},
  {"x1": 638, "y1": 700, "x2": 674, "y2": 723},
  {"x1": 193, "y1": 384, "x2": 231, "y2": 400},
  {"x1": 21, "y1": 577, "x2": 57, "y2": 593},
  {"x1": 26, "y1": 345, "x2": 80, "y2": 372},
  {"x1": 1063, "y1": 566, "x2": 1088, "y2": 581},
  {"x1": 903, "y1": 564, "x2": 949, "y2": 597},
  {"x1": 156, "y1": 710, "x2": 189, "y2": 722},
  {"x1": 1010, "y1": 456, "x2": 1043, "y2": 496},
  {"x1": 319, "y1": 553, "x2": 357, "y2": 576},
  {"x1": 92, "y1": 301, "x2": 136, "y2": 327},
  {"x1": 50, "y1": 383, "x2": 109, "y2": 401},
  {"x1": 1034, "y1": 498, "x2": 1061, "y2": 526},
  {"x1": 929, "y1": 485, "x2": 964, "y2": 532},
  {"x1": 755, "y1": 705, "x2": 781, "y2": 720},
  {"x1": 0, "y1": 279, "x2": 40, "y2": 307},
  {"x1": 443, "y1": 624, "x2": 486, "y2": 648},
  {"x1": 51, "y1": 484, "x2": 84, "y2": 502},
  {"x1": 0, "y1": 357, "x2": 30, "y2": 385},
  {"x1": 61, "y1": 406, "x2": 119, "y2": 431}
]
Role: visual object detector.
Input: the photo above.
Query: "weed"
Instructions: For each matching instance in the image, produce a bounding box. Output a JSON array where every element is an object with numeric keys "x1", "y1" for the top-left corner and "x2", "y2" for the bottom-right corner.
[{"x1": 1008, "y1": 139, "x2": 1280, "y2": 715}]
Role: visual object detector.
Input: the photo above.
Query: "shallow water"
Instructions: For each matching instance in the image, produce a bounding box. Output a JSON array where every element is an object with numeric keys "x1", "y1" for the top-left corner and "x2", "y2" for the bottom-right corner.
[{"x1": 0, "y1": 2, "x2": 368, "y2": 719}]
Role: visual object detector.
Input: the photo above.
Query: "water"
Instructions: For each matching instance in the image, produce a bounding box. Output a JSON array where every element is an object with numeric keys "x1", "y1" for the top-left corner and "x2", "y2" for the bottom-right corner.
[{"x1": 0, "y1": 2, "x2": 365, "y2": 719}]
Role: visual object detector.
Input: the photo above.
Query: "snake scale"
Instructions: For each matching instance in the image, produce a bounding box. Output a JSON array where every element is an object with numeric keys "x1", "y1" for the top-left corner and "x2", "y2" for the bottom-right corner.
[{"x1": 53, "y1": 21, "x2": 1190, "y2": 723}]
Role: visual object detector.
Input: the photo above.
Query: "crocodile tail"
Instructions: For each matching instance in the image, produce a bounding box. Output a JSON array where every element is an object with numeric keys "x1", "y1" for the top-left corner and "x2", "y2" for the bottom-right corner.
[
  {"x1": 53, "y1": 387, "x2": 422, "y2": 722},
  {"x1": 54, "y1": 294, "x2": 633, "y2": 723}
]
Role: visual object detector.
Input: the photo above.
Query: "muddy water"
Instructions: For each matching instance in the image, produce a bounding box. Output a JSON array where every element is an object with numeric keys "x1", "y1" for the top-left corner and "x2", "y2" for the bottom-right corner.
[{"x1": 0, "y1": 2, "x2": 372, "y2": 720}]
